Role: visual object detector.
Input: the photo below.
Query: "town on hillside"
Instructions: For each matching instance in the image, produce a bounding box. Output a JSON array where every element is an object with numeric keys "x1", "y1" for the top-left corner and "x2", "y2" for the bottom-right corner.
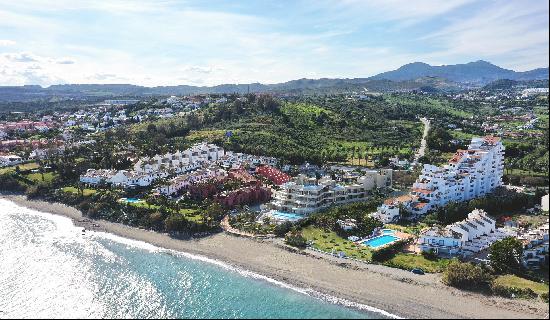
[{"x1": 1, "y1": 86, "x2": 548, "y2": 302}]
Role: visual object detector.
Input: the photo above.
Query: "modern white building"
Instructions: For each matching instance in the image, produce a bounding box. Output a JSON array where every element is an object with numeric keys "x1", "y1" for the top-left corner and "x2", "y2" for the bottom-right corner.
[
  {"x1": 375, "y1": 136, "x2": 505, "y2": 221},
  {"x1": 418, "y1": 209, "x2": 510, "y2": 256},
  {"x1": 134, "y1": 142, "x2": 225, "y2": 175},
  {"x1": 79, "y1": 169, "x2": 118, "y2": 185},
  {"x1": 268, "y1": 169, "x2": 392, "y2": 215}
]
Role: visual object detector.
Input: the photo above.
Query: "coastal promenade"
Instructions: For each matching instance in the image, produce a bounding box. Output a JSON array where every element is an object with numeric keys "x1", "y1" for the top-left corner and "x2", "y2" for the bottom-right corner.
[{"x1": 3, "y1": 195, "x2": 548, "y2": 319}]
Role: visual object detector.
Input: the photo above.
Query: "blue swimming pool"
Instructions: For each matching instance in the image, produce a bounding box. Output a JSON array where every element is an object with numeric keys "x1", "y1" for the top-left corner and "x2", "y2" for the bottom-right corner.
[
  {"x1": 269, "y1": 211, "x2": 305, "y2": 221},
  {"x1": 362, "y1": 235, "x2": 399, "y2": 248},
  {"x1": 122, "y1": 198, "x2": 142, "y2": 203}
]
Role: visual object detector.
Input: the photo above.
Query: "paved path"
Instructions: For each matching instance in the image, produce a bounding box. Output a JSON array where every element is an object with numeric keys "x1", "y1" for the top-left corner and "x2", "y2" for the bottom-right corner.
[{"x1": 413, "y1": 117, "x2": 430, "y2": 165}]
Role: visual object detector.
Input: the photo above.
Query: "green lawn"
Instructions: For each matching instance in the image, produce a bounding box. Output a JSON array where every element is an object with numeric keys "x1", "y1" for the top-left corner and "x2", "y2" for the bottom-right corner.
[
  {"x1": 61, "y1": 186, "x2": 97, "y2": 196},
  {"x1": 383, "y1": 253, "x2": 455, "y2": 273},
  {"x1": 493, "y1": 275, "x2": 549, "y2": 296},
  {"x1": 25, "y1": 172, "x2": 57, "y2": 183},
  {"x1": 0, "y1": 162, "x2": 40, "y2": 174},
  {"x1": 301, "y1": 226, "x2": 373, "y2": 261}
]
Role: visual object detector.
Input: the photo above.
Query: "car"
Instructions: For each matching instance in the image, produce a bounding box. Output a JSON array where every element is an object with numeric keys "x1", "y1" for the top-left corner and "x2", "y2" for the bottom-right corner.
[{"x1": 411, "y1": 268, "x2": 425, "y2": 275}]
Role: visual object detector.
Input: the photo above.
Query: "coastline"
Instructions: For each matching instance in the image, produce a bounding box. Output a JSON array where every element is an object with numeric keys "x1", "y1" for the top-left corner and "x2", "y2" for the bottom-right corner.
[{"x1": 2, "y1": 194, "x2": 548, "y2": 319}]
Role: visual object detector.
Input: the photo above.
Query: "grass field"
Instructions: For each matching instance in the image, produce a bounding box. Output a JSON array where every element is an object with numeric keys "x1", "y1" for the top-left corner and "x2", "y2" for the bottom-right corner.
[
  {"x1": 61, "y1": 186, "x2": 98, "y2": 196},
  {"x1": 302, "y1": 226, "x2": 373, "y2": 261},
  {"x1": 383, "y1": 253, "x2": 454, "y2": 273},
  {"x1": 25, "y1": 172, "x2": 57, "y2": 183},
  {"x1": 493, "y1": 275, "x2": 549, "y2": 296},
  {"x1": 0, "y1": 162, "x2": 40, "y2": 174}
]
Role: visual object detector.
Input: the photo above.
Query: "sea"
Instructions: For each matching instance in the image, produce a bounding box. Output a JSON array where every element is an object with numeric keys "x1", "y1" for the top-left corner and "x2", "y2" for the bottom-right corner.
[{"x1": 0, "y1": 199, "x2": 397, "y2": 319}]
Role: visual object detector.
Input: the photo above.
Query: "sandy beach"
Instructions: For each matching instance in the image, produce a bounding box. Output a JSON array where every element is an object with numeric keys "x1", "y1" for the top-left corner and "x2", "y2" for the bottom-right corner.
[{"x1": 2, "y1": 194, "x2": 548, "y2": 319}]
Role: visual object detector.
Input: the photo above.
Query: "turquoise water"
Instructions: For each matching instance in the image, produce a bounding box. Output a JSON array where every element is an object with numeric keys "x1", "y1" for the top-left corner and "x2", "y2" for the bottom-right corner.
[
  {"x1": 382, "y1": 229, "x2": 395, "y2": 235},
  {"x1": 269, "y1": 210, "x2": 305, "y2": 221},
  {"x1": 123, "y1": 198, "x2": 142, "y2": 203},
  {"x1": 0, "y1": 199, "x2": 395, "y2": 319},
  {"x1": 363, "y1": 235, "x2": 399, "y2": 248}
]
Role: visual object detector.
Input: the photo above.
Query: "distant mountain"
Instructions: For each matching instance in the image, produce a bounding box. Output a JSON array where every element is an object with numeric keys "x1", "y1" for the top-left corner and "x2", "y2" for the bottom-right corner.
[
  {"x1": 0, "y1": 60, "x2": 547, "y2": 102},
  {"x1": 370, "y1": 60, "x2": 549, "y2": 85}
]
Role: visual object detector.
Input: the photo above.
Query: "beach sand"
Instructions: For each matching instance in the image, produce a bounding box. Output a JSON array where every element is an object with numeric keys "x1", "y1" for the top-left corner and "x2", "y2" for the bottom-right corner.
[{"x1": 2, "y1": 195, "x2": 548, "y2": 319}]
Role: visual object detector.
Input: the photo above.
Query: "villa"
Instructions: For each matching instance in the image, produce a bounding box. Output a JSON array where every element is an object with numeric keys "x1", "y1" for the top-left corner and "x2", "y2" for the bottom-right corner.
[
  {"x1": 417, "y1": 209, "x2": 511, "y2": 257},
  {"x1": 375, "y1": 136, "x2": 504, "y2": 221}
]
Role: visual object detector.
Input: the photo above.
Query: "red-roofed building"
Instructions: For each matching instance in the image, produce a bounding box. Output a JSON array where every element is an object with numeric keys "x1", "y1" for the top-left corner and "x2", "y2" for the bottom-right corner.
[{"x1": 255, "y1": 165, "x2": 290, "y2": 185}]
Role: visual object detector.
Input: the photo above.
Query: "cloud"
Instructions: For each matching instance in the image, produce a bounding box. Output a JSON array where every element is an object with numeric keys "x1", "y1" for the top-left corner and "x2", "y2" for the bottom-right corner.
[
  {"x1": 421, "y1": 1, "x2": 549, "y2": 70},
  {"x1": 3, "y1": 52, "x2": 39, "y2": 62},
  {"x1": 56, "y1": 58, "x2": 75, "y2": 64},
  {"x1": 0, "y1": 39, "x2": 16, "y2": 46}
]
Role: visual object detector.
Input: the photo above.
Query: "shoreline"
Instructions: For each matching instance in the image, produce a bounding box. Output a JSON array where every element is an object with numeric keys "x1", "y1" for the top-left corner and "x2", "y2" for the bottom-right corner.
[{"x1": 2, "y1": 194, "x2": 548, "y2": 319}]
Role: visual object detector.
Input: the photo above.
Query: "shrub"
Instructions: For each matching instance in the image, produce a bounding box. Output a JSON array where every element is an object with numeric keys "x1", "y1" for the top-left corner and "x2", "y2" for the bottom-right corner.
[
  {"x1": 371, "y1": 239, "x2": 408, "y2": 262},
  {"x1": 421, "y1": 249, "x2": 438, "y2": 261},
  {"x1": 490, "y1": 282, "x2": 538, "y2": 299},
  {"x1": 274, "y1": 221, "x2": 293, "y2": 237},
  {"x1": 442, "y1": 261, "x2": 491, "y2": 290},
  {"x1": 285, "y1": 230, "x2": 307, "y2": 248},
  {"x1": 0, "y1": 174, "x2": 26, "y2": 192},
  {"x1": 540, "y1": 292, "x2": 549, "y2": 303}
]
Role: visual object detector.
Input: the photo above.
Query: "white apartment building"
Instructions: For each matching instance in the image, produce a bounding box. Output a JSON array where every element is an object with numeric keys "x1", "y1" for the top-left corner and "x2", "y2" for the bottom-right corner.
[
  {"x1": 375, "y1": 136, "x2": 504, "y2": 221},
  {"x1": 418, "y1": 209, "x2": 509, "y2": 256},
  {"x1": 79, "y1": 169, "x2": 118, "y2": 185},
  {"x1": 134, "y1": 142, "x2": 225, "y2": 174},
  {"x1": 269, "y1": 169, "x2": 392, "y2": 215}
]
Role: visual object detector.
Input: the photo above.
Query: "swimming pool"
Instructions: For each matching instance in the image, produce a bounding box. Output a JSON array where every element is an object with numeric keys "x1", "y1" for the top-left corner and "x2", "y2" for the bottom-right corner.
[
  {"x1": 268, "y1": 211, "x2": 305, "y2": 222},
  {"x1": 362, "y1": 235, "x2": 399, "y2": 248},
  {"x1": 120, "y1": 198, "x2": 142, "y2": 203}
]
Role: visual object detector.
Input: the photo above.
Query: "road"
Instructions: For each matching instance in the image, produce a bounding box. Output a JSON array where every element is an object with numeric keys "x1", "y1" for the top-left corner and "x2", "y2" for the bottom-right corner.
[{"x1": 413, "y1": 117, "x2": 430, "y2": 165}]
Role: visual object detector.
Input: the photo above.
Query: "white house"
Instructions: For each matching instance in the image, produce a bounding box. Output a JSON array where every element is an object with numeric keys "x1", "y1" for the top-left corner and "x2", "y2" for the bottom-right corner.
[{"x1": 418, "y1": 209, "x2": 508, "y2": 257}]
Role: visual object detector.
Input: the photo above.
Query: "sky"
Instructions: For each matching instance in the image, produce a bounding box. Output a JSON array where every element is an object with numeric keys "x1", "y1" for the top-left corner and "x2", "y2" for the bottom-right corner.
[{"x1": 0, "y1": 0, "x2": 548, "y2": 87}]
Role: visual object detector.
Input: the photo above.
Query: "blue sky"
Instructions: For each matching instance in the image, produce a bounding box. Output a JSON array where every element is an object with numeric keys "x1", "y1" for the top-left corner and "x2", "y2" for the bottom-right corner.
[{"x1": 0, "y1": 0, "x2": 548, "y2": 86}]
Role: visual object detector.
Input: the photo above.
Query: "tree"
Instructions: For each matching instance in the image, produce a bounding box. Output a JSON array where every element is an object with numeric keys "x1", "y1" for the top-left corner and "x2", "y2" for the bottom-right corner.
[
  {"x1": 274, "y1": 221, "x2": 293, "y2": 237},
  {"x1": 489, "y1": 237, "x2": 524, "y2": 275},
  {"x1": 284, "y1": 230, "x2": 307, "y2": 248},
  {"x1": 164, "y1": 214, "x2": 188, "y2": 232},
  {"x1": 442, "y1": 261, "x2": 491, "y2": 290},
  {"x1": 203, "y1": 202, "x2": 224, "y2": 228}
]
